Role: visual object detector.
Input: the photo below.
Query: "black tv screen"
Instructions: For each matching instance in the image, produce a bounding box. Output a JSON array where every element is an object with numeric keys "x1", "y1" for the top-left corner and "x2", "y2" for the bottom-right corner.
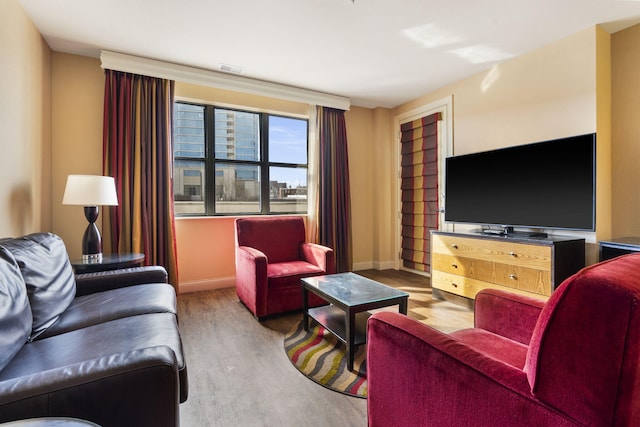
[{"x1": 444, "y1": 133, "x2": 596, "y2": 232}]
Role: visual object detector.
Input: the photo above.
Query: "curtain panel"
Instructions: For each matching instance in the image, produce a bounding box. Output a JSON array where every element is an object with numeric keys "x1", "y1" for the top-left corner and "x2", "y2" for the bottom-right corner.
[
  {"x1": 102, "y1": 70, "x2": 179, "y2": 287},
  {"x1": 317, "y1": 107, "x2": 352, "y2": 273},
  {"x1": 400, "y1": 112, "x2": 441, "y2": 273}
]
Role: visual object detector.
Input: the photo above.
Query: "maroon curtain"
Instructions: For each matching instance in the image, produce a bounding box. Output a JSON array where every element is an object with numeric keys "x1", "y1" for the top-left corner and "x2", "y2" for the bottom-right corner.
[
  {"x1": 400, "y1": 112, "x2": 441, "y2": 273},
  {"x1": 317, "y1": 107, "x2": 352, "y2": 273},
  {"x1": 102, "y1": 69, "x2": 179, "y2": 287}
]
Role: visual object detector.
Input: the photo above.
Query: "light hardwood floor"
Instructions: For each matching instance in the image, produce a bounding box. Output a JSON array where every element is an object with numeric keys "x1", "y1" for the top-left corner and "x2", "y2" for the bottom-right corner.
[{"x1": 177, "y1": 269, "x2": 473, "y2": 427}]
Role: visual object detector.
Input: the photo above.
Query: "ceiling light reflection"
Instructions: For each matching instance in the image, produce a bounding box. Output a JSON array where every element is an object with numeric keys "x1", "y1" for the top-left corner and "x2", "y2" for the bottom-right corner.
[
  {"x1": 450, "y1": 44, "x2": 512, "y2": 64},
  {"x1": 481, "y1": 65, "x2": 501, "y2": 92},
  {"x1": 403, "y1": 23, "x2": 463, "y2": 49}
]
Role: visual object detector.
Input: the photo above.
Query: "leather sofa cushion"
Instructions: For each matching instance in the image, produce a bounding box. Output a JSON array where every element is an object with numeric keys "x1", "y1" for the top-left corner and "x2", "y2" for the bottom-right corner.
[
  {"x1": 36, "y1": 283, "x2": 177, "y2": 340},
  {"x1": 0, "y1": 233, "x2": 76, "y2": 340},
  {"x1": 0, "y1": 247, "x2": 32, "y2": 371},
  {"x1": 0, "y1": 313, "x2": 186, "y2": 389}
]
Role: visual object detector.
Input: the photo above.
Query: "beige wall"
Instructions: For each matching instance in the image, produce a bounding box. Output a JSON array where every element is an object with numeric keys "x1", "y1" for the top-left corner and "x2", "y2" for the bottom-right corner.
[
  {"x1": 371, "y1": 107, "x2": 396, "y2": 269},
  {"x1": 50, "y1": 54, "x2": 106, "y2": 258},
  {"x1": 612, "y1": 23, "x2": 640, "y2": 237},
  {"x1": 174, "y1": 83, "x2": 313, "y2": 292},
  {"x1": 345, "y1": 106, "x2": 375, "y2": 270},
  {"x1": 596, "y1": 27, "x2": 613, "y2": 247},
  {"x1": 0, "y1": 0, "x2": 51, "y2": 237},
  {"x1": 386, "y1": 27, "x2": 610, "y2": 265},
  {"x1": 6, "y1": 1, "x2": 637, "y2": 290},
  {"x1": 172, "y1": 85, "x2": 383, "y2": 290},
  {"x1": 395, "y1": 28, "x2": 599, "y2": 150}
]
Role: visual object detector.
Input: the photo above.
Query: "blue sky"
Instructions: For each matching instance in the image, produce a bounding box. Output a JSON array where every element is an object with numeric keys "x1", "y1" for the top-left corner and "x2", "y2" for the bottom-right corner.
[{"x1": 269, "y1": 116, "x2": 308, "y2": 187}]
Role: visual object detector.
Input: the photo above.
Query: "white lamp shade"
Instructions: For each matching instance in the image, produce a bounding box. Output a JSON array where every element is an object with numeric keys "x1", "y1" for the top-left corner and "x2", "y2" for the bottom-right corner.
[{"x1": 62, "y1": 175, "x2": 119, "y2": 206}]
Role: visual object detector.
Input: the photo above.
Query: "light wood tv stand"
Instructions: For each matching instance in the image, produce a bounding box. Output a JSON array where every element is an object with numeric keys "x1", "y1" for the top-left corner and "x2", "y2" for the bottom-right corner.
[{"x1": 430, "y1": 231, "x2": 585, "y2": 302}]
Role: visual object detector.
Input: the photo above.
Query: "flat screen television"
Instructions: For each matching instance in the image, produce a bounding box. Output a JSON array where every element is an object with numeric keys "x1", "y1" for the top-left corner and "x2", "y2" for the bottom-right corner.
[{"x1": 444, "y1": 133, "x2": 596, "y2": 236}]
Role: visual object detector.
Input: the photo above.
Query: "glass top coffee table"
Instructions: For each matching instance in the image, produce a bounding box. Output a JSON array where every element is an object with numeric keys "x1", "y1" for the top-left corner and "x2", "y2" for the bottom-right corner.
[{"x1": 301, "y1": 272, "x2": 409, "y2": 371}]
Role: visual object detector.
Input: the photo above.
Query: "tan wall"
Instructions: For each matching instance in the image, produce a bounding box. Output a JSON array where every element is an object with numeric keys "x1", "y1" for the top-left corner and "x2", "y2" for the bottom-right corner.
[
  {"x1": 6, "y1": 5, "x2": 628, "y2": 289},
  {"x1": 395, "y1": 28, "x2": 599, "y2": 151},
  {"x1": 596, "y1": 27, "x2": 613, "y2": 247},
  {"x1": 0, "y1": 0, "x2": 51, "y2": 237},
  {"x1": 387, "y1": 27, "x2": 609, "y2": 265},
  {"x1": 174, "y1": 82, "x2": 314, "y2": 292},
  {"x1": 612, "y1": 23, "x2": 640, "y2": 238},
  {"x1": 51, "y1": 54, "x2": 105, "y2": 258},
  {"x1": 371, "y1": 107, "x2": 395, "y2": 269},
  {"x1": 42, "y1": 58, "x2": 379, "y2": 291},
  {"x1": 345, "y1": 107, "x2": 375, "y2": 270},
  {"x1": 175, "y1": 85, "x2": 382, "y2": 290}
]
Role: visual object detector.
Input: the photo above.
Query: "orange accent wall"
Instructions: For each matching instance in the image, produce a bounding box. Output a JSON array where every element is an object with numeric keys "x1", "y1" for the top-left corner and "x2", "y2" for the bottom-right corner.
[{"x1": 175, "y1": 217, "x2": 237, "y2": 292}]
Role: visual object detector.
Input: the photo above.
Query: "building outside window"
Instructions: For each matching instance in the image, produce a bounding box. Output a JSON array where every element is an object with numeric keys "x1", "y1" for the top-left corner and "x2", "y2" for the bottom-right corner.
[{"x1": 172, "y1": 102, "x2": 308, "y2": 216}]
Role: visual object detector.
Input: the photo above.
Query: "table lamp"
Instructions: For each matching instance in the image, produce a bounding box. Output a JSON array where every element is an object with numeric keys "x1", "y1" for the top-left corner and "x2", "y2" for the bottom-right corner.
[{"x1": 62, "y1": 175, "x2": 118, "y2": 262}]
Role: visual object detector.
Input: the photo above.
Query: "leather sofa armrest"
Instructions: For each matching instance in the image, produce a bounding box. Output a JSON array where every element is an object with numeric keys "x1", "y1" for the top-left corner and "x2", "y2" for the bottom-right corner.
[
  {"x1": 474, "y1": 289, "x2": 546, "y2": 345},
  {"x1": 74, "y1": 266, "x2": 169, "y2": 296},
  {"x1": 0, "y1": 346, "x2": 180, "y2": 427},
  {"x1": 301, "y1": 243, "x2": 336, "y2": 274}
]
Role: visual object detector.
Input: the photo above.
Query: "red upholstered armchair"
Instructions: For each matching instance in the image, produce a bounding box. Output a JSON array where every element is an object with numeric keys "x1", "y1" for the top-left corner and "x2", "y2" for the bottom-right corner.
[
  {"x1": 367, "y1": 253, "x2": 640, "y2": 427},
  {"x1": 235, "y1": 216, "x2": 335, "y2": 320}
]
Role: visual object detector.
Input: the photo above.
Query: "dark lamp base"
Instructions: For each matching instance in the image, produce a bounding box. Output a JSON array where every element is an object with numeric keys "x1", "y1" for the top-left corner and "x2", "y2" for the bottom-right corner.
[
  {"x1": 82, "y1": 253, "x2": 103, "y2": 263},
  {"x1": 82, "y1": 206, "x2": 103, "y2": 263}
]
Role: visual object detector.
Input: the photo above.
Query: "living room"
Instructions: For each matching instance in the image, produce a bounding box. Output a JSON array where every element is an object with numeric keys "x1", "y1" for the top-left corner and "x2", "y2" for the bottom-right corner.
[{"x1": 3, "y1": 0, "x2": 640, "y2": 425}]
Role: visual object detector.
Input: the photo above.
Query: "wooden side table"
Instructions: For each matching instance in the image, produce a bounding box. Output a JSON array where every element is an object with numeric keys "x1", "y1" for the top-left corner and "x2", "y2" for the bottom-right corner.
[
  {"x1": 598, "y1": 237, "x2": 640, "y2": 262},
  {"x1": 70, "y1": 252, "x2": 145, "y2": 273}
]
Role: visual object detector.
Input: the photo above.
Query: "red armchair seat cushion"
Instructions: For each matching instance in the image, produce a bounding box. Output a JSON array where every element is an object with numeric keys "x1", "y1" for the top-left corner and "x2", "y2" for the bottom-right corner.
[{"x1": 267, "y1": 261, "x2": 325, "y2": 289}]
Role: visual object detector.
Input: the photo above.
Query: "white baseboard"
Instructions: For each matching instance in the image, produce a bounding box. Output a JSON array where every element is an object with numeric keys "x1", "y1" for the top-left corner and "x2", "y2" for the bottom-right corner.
[{"x1": 179, "y1": 276, "x2": 235, "y2": 294}]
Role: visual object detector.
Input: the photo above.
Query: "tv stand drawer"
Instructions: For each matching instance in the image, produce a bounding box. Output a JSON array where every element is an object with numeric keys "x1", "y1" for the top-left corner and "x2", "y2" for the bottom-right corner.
[
  {"x1": 431, "y1": 270, "x2": 549, "y2": 301},
  {"x1": 430, "y1": 231, "x2": 585, "y2": 300},
  {"x1": 432, "y1": 235, "x2": 551, "y2": 270},
  {"x1": 432, "y1": 252, "x2": 552, "y2": 295}
]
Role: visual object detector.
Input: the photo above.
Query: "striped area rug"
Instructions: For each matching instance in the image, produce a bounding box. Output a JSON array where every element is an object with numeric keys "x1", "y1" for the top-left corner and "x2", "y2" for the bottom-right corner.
[{"x1": 284, "y1": 321, "x2": 367, "y2": 398}]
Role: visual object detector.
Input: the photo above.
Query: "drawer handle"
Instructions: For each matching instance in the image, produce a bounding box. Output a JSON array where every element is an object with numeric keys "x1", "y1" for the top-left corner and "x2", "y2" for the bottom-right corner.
[
  {"x1": 451, "y1": 282, "x2": 458, "y2": 288},
  {"x1": 451, "y1": 263, "x2": 458, "y2": 269},
  {"x1": 509, "y1": 274, "x2": 517, "y2": 280},
  {"x1": 451, "y1": 244, "x2": 458, "y2": 249},
  {"x1": 509, "y1": 252, "x2": 517, "y2": 258}
]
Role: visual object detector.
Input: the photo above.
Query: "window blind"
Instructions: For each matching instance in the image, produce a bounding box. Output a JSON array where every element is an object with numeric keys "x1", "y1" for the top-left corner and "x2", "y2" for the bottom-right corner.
[{"x1": 400, "y1": 112, "x2": 441, "y2": 273}]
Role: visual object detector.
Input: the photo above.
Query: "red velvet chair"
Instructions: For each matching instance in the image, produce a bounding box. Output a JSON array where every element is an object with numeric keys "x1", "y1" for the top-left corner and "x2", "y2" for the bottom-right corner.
[
  {"x1": 234, "y1": 216, "x2": 335, "y2": 320},
  {"x1": 367, "y1": 253, "x2": 640, "y2": 426}
]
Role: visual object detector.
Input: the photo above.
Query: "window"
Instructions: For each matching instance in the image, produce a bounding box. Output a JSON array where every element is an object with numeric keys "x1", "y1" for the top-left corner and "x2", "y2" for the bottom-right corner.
[{"x1": 172, "y1": 102, "x2": 308, "y2": 216}]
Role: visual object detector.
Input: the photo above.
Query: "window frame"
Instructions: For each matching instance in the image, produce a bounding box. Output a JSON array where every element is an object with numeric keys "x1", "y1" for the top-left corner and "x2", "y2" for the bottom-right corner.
[{"x1": 173, "y1": 101, "x2": 309, "y2": 217}]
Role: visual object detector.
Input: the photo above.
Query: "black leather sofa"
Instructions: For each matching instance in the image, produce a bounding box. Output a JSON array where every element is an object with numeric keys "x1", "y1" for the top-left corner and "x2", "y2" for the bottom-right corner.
[{"x1": 0, "y1": 233, "x2": 188, "y2": 427}]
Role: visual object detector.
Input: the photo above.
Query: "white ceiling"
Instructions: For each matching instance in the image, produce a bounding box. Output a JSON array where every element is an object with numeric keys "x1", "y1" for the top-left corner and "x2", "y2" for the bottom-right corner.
[{"x1": 18, "y1": 0, "x2": 640, "y2": 109}]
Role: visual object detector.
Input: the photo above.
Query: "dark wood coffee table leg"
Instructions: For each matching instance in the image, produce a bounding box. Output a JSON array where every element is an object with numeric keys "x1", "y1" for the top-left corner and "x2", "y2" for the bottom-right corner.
[
  {"x1": 346, "y1": 309, "x2": 356, "y2": 371},
  {"x1": 399, "y1": 296, "x2": 408, "y2": 315},
  {"x1": 302, "y1": 286, "x2": 309, "y2": 331}
]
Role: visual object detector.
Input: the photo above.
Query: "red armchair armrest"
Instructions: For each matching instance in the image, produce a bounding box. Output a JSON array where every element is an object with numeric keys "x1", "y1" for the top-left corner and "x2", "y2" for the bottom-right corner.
[
  {"x1": 235, "y1": 246, "x2": 268, "y2": 317},
  {"x1": 366, "y1": 312, "x2": 576, "y2": 427},
  {"x1": 301, "y1": 242, "x2": 336, "y2": 274},
  {"x1": 474, "y1": 289, "x2": 545, "y2": 345}
]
